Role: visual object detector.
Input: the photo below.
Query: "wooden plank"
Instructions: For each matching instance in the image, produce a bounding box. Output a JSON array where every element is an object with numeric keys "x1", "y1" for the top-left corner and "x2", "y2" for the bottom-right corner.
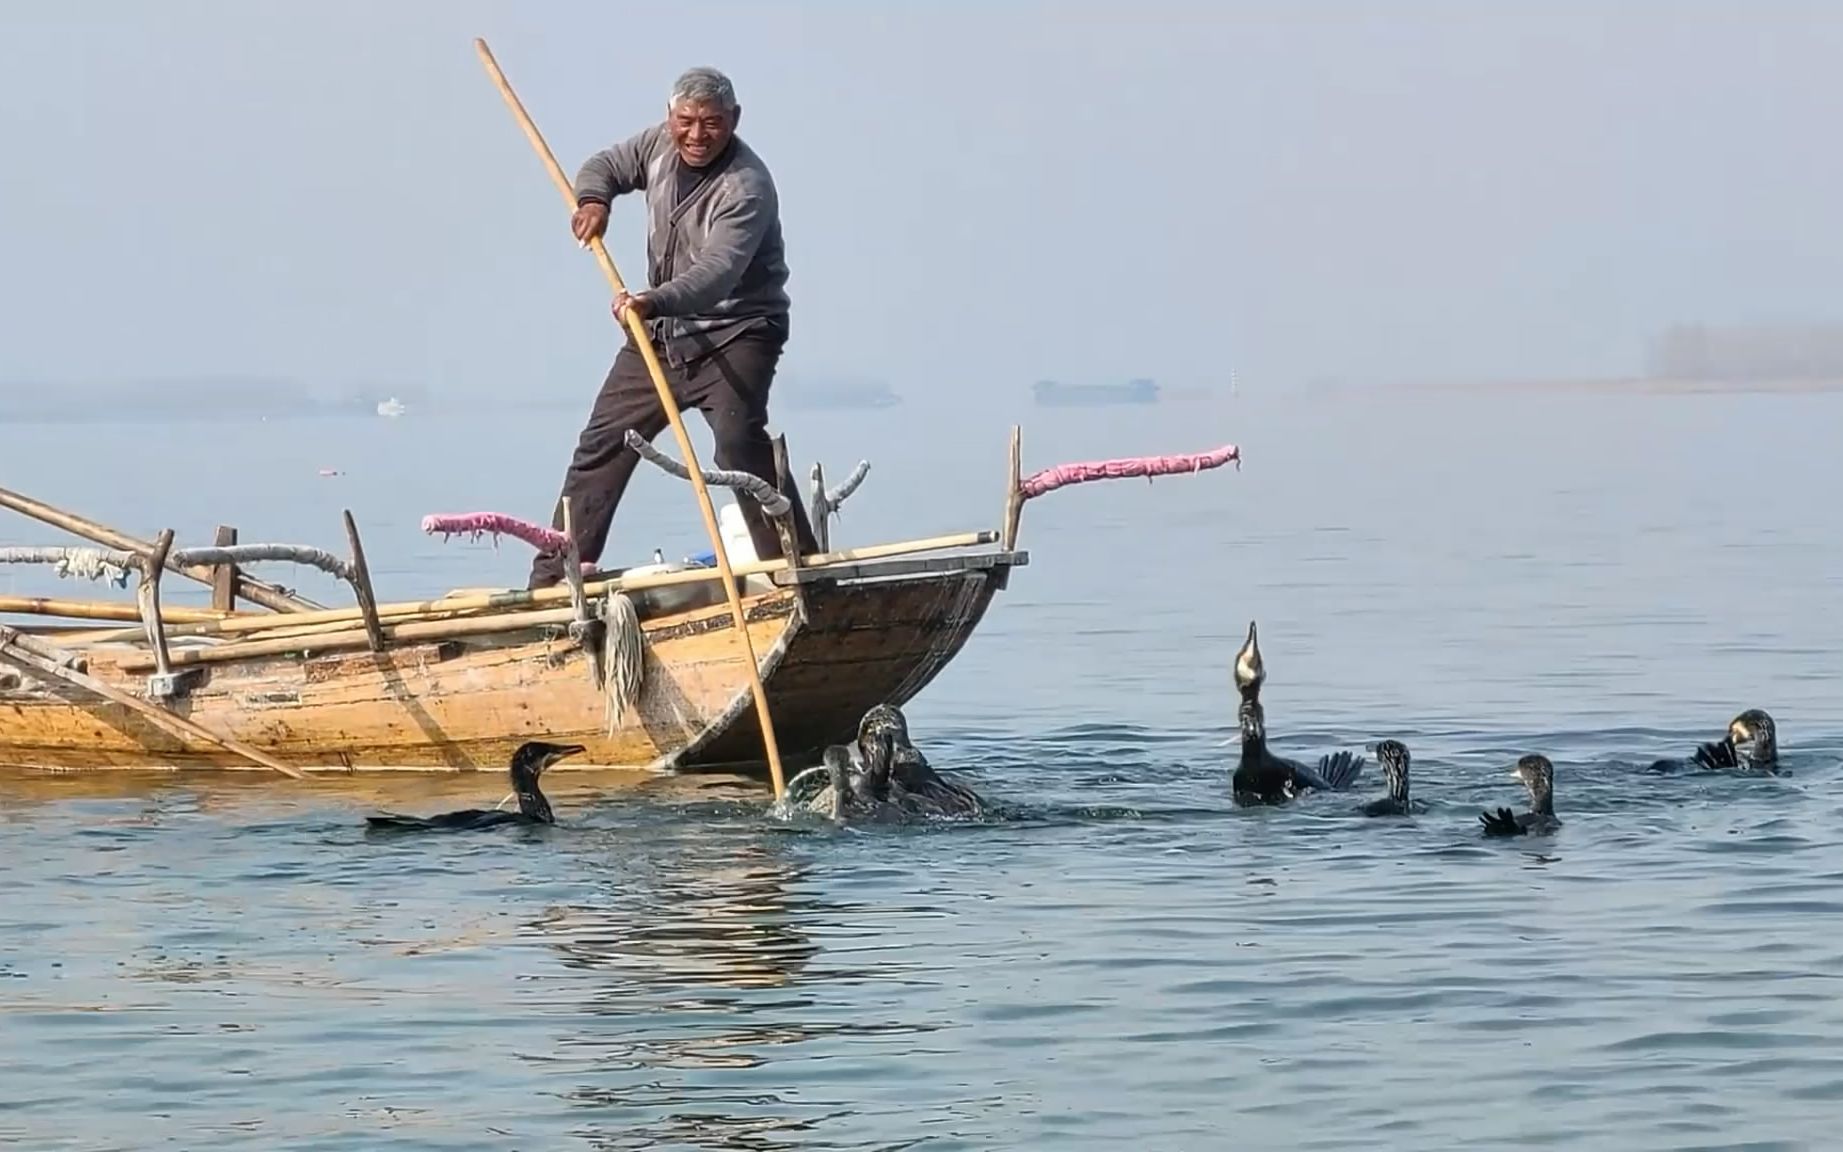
[
  {"x1": 340, "y1": 511, "x2": 385, "y2": 652},
  {"x1": 0, "y1": 624, "x2": 306, "y2": 778},
  {"x1": 773, "y1": 550, "x2": 1029, "y2": 585},
  {"x1": 1002, "y1": 424, "x2": 1024, "y2": 550},
  {"x1": 209, "y1": 525, "x2": 240, "y2": 611}
]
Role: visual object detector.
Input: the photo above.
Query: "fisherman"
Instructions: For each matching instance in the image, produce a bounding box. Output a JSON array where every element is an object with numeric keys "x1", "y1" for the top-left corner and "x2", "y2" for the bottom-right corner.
[{"x1": 528, "y1": 65, "x2": 820, "y2": 591}]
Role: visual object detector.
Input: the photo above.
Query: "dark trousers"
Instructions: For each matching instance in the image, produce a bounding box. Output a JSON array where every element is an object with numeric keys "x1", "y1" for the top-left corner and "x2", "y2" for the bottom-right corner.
[{"x1": 528, "y1": 327, "x2": 819, "y2": 589}]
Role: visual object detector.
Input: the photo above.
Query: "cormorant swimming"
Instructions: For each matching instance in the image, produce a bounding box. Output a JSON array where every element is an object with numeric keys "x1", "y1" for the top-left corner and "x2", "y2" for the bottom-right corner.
[
  {"x1": 1479, "y1": 753, "x2": 1561, "y2": 837},
  {"x1": 857, "y1": 703, "x2": 991, "y2": 818},
  {"x1": 1230, "y1": 620, "x2": 1366, "y2": 805},
  {"x1": 780, "y1": 704, "x2": 991, "y2": 822},
  {"x1": 365, "y1": 740, "x2": 584, "y2": 831},
  {"x1": 1648, "y1": 708, "x2": 1780, "y2": 775},
  {"x1": 1361, "y1": 739, "x2": 1426, "y2": 816}
]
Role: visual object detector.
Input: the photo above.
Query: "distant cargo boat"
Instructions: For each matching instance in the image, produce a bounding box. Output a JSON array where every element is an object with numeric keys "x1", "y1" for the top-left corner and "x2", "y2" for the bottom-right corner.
[
  {"x1": 1647, "y1": 323, "x2": 1843, "y2": 383},
  {"x1": 1032, "y1": 378, "x2": 1160, "y2": 407}
]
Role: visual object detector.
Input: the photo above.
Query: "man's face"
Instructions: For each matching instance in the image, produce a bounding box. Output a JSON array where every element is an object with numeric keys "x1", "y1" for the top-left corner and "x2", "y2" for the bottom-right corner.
[{"x1": 667, "y1": 98, "x2": 738, "y2": 168}]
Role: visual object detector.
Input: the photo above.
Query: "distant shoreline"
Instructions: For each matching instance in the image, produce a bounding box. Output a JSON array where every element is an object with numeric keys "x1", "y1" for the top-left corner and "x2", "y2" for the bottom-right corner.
[{"x1": 1392, "y1": 376, "x2": 1843, "y2": 395}]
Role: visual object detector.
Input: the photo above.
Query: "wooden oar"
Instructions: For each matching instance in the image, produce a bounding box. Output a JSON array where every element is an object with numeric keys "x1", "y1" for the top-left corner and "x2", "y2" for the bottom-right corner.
[
  {"x1": 473, "y1": 37, "x2": 789, "y2": 799},
  {"x1": 0, "y1": 624, "x2": 306, "y2": 779}
]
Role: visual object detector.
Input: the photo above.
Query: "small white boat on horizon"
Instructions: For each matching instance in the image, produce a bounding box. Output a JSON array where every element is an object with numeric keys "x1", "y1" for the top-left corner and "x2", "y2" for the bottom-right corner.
[{"x1": 377, "y1": 397, "x2": 407, "y2": 418}]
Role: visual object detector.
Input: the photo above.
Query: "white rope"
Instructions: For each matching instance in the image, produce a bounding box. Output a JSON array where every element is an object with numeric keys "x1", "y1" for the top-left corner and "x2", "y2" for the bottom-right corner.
[
  {"x1": 600, "y1": 590, "x2": 645, "y2": 734},
  {"x1": 0, "y1": 547, "x2": 136, "y2": 587}
]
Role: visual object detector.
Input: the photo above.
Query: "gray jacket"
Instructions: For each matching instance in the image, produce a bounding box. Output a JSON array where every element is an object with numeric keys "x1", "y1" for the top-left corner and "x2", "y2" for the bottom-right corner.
[{"x1": 574, "y1": 123, "x2": 790, "y2": 362}]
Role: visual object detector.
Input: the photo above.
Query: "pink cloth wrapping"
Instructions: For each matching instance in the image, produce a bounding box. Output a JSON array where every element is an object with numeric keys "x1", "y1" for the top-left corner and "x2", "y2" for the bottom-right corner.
[
  {"x1": 1018, "y1": 444, "x2": 1240, "y2": 500},
  {"x1": 421, "y1": 512, "x2": 568, "y2": 554}
]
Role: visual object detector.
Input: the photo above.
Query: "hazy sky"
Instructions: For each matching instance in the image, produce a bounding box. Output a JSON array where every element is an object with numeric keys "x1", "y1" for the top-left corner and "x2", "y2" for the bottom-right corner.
[{"x1": 3, "y1": 1, "x2": 1839, "y2": 399}]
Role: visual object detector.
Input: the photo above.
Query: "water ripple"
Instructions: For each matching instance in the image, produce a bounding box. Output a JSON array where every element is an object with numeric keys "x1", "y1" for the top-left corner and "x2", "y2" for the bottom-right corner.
[{"x1": 7, "y1": 391, "x2": 1843, "y2": 1147}]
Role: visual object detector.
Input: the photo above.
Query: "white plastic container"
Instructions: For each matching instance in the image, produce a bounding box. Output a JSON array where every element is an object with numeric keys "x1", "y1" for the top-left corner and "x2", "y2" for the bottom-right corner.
[
  {"x1": 619, "y1": 557, "x2": 722, "y2": 617},
  {"x1": 718, "y1": 502, "x2": 776, "y2": 595}
]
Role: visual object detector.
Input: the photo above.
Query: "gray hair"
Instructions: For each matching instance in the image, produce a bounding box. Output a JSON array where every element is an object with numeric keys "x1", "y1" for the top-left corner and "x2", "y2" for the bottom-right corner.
[{"x1": 669, "y1": 67, "x2": 737, "y2": 112}]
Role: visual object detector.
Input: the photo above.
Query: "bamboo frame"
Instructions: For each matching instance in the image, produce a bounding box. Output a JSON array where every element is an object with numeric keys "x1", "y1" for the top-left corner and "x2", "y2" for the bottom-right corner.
[
  {"x1": 0, "y1": 484, "x2": 318, "y2": 613},
  {"x1": 66, "y1": 530, "x2": 996, "y2": 646},
  {"x1": 113, "y1": 605, "x2": 581, "y2": 672}
]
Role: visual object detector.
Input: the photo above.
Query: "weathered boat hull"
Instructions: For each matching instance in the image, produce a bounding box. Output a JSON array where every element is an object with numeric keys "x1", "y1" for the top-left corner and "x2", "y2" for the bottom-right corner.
[{"x1": 0, "y1": 557, "x2": 1019, "y2": 776}]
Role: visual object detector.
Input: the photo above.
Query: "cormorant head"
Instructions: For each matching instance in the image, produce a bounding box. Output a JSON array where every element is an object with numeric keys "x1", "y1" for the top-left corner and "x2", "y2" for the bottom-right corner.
[
  {"x1": 1729, "y1": 709, "x2": 1778, "y2": 768},
  {"x1": 855, "y1": 714, "x2": 898, "y2": 801},
  {"x1": 510, "y1": 740, "x2": 585, "y2": 780},
  {"x1": 507, "y1": 741, "x2": 581, "y2": 824},
  {"x1": 1513, "y1": 753, "x2": 1554, "y2": 812},
  {"x1": 1233, "y1": 620, "x2": 1266, "y2": 697},
  {"x1": 1374, "y1": 739, "x2": 1411, "y2": 801},
  {"x1": 858, "y1": 703, "x2": 911, "y2": 747}
]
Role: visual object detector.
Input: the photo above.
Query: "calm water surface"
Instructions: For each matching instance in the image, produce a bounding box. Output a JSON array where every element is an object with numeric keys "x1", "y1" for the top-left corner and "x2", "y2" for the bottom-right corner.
[{"x1": 3, "y1": 386, "x2": 1841, "y2": 1149}]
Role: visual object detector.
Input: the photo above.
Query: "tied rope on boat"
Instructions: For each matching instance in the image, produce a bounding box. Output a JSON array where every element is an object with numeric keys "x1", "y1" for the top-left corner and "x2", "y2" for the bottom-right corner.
[
  {"x1": 0, "y1": 546, "x2": 137, "y2": 587},
  {"x1": 600, "y1": 589, "x2": 645, "y2": 734}
]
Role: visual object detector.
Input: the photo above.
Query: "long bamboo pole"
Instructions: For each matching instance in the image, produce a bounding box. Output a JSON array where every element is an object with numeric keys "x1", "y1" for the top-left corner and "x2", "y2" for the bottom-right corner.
[
  {"x1": 474, "y1": 39, "x2": 792, "y2": 794},
  {"x1": 114, "y1": 605, "x2": 581, "y2": 672},
  {"x1": 0, "y1": 485, "x2": 320, "y2": 614},
  {"x1": 0, "y1": 595, "x2": 234, "y2": 625}
]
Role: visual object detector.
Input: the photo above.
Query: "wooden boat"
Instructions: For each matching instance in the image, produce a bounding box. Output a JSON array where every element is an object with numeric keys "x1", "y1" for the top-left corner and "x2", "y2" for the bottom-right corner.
[{"x1": 0, "y1": 429, "x2": 1238, "y2": 781}]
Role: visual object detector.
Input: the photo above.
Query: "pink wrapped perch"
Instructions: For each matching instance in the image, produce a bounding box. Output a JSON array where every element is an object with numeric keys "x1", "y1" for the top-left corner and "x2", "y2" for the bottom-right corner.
[
  {"x1": 421, "y1": 512, "x2": 569, "y2": 554},
  {"x1": 1018, "y1": 444, "x2": 1240, "y2": 501}
]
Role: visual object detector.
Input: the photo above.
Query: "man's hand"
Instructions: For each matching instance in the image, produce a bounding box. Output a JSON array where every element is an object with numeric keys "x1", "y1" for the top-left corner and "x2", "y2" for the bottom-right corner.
[
  {"x1": 571, "y1": 202, "x2": 610, "y2": 246},
  {"x1": 612, "y1": 291, "x2": 651, "y2": 325}
]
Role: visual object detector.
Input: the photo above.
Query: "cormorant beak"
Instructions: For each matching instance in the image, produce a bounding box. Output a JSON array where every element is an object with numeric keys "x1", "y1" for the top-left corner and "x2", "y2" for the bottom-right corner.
[
  {"x1": 1233, "y1": 620, "x2": 1265, "y2": 693},
  {"x1": 543, "y1": 743, "x2": 587, "y2": 770},
  {"x1": 862, "y1": 729, "x2": 895, "y2": 794}
]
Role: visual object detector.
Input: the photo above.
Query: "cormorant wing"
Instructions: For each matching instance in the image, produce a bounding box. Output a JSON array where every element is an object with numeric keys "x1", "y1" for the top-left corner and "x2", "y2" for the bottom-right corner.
[
  {"x1": 1691, "y1": 738, "x2": 1740, "y2": 771},
  {"x1": 1479, "y1": 806, "x2": 1526, "y2": 837},
  {"x1": 781, "y1": 764, "x2": 835, "y2": 809},
  {"x1": 364, "y1": 808, "x2": 523, "y2": 832},
  {"x1": 1293, "y1": 749, "x2": 1366, "y2": 792}
]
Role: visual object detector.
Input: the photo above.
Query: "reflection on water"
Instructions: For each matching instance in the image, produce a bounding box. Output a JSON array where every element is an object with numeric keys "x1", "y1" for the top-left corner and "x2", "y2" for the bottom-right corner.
[
  {"x1": 524, "y1": 829, "x2": 840, "y2": 1148},
  {"x1": 533, "y1": 843, "x2": 820, "y2": 993}
]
